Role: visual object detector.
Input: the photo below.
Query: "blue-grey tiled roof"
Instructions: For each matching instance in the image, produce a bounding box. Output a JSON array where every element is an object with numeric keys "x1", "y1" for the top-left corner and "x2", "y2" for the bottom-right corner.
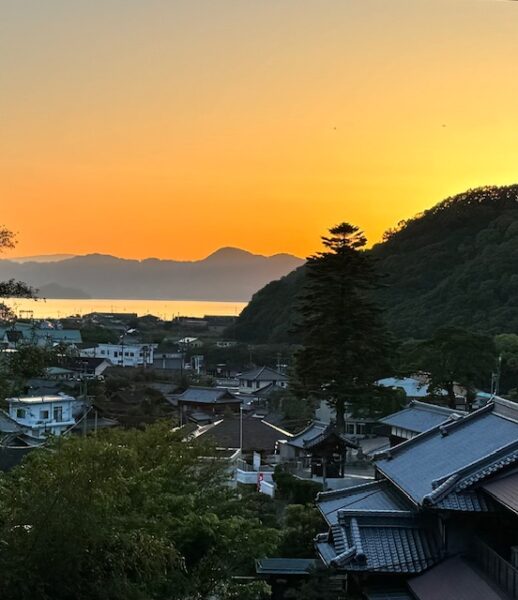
[
  {"x1": 379, "y1": 401, "x2": 462, "y2": 434},
  {"x1": 317, "y1": 481, "x2": 412, "y2": 526},
  {"x1": 316, "y1": 515, "x2": 442, "y2": 574},
  {"x1": 176, "y1": 387, "x2": 241, "y2": 404},
  {"x1": 286, "y1": 421, "x2": 328, "y2": 449},
  {"x1": 376, "y1": 402, "x2": 518, "y2": 507},
  {"x1": 255, "y1": 558, "x2": 321, "y2": 575}
]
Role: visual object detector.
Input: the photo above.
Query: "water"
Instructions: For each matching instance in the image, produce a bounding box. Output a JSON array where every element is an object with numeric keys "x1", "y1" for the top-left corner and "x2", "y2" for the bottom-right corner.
[{"x1": 3, "y1": 298, "x2": 247, "y2": 320}]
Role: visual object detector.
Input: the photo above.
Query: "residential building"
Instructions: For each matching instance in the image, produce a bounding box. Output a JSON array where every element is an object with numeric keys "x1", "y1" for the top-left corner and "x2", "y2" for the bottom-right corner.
[
  {"x1": 238, "y1": 366, "x2": 288, "y2": 394},
  {"x1": 195, "y1": 413, "x2": 292, "y2": 456},
  {"x1": 5, "y1": 394, "x2": 87, "y2": 439},
  {"x1": 80, "y1": 343, "x2": 157, "y2": 367},
  {"x1": 178, "y1": 337, "x2": 204, "y2": 349},
  {"x1": 175, "y1": 387, "x2": 242, "y2": 421},
  {"x1": 152, "y1": 343, "x2": 184, "y2": 371},
  {"x1": 312, "y1": 396, "x2": 518, "y2": 599},
  {"x1": 378, "y1": 400, "x2": 464, "y2": 446}
]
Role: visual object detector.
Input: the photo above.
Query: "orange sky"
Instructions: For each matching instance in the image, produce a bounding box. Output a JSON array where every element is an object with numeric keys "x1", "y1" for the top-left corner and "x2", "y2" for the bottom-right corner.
[{"x1": 1, "y1": 0, "x2": 518, "y2": 260}]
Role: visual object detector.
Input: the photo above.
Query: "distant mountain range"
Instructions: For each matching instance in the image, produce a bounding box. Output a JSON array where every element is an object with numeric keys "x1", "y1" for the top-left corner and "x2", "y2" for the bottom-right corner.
[{"x1": 0, "y1": 248, "x2": 304, "y2": 302}]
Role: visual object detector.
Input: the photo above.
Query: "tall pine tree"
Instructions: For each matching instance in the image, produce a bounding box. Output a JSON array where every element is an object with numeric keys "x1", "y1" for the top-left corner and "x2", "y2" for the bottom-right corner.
[{"x1": 293, "y1": 223, "x2": 393, "y2": 431}]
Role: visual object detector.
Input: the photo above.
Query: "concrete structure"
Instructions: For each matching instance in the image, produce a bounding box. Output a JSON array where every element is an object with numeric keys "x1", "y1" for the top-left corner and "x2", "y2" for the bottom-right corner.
[
  {"x1": 80, "y1": 343, "x2": 157, "y2": 367},
  {"x1": 6, "y1": 394, "x2": 86, "y2": 439}
]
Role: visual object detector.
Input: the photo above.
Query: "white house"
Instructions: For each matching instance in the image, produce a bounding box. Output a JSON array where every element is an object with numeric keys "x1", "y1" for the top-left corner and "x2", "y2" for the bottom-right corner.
[
  {"x1": 238, "y1": 366, "x2": 288, "y2": 394},
  {"x1": 6, "y1": 394, "x2": 86, "y2": 439},
  {"x1": 80, "y1": 343, "x2": 157, "y2": 367}
]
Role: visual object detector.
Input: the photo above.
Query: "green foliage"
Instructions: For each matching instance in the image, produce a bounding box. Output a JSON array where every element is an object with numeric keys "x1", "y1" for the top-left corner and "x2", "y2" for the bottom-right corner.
[
  {"x1": 80, "y1": 325, "x2": 119, "y2": 344},
  {"x1": 277, "y1": 504, "x2": 325, "y2": 558},
  {"x1": 273, "y1": 467, "x2": 322, "y2": 505},
  {"x1": 418, "y1": 327, "x2": 496, "y2": 407},
  {"x1": 292, "y1": 223, "x2": 394, "y2": 429},
  {"x1": 228, "y1": 267, "x2": 306, "y2": 343},
  {"x1": 8, "y1": 344, "x2": 56, "y2": 390},
  {"x1": 233, "y1": 185, "x2": 518, "y2": 342},
  {"x1": 0, "y1": 424, "x2": 279, "y2": 600},
  {"x1": 495, "y1": 333, "x2": 518, "y2": 393}
]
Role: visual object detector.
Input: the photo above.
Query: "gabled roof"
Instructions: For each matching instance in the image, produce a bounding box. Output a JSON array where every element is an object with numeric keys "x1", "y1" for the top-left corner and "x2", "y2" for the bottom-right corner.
[
  {"x1": 238, "y1": 366, "x2": 288, "y2": 382},
  {"x1": 287, "y1": 421, "x2": 358, "y2": 450},
  {"x1": 379, "y1": 401, "x2": 463, "y2": 435},
  {"x1": 375, "y1": 398, "x2": 518, "y2": 509},
  {"x1": 195, "y1": 414, "x2": 291, "y2": 453},
  {"x1": 176, "y1": 386, "x2": 241, "y2": 405},
  {"x1": 317, "y1": 480, "x2": 413, "y2": 526},
  {"x1": 315, "y1": 514, "x2": 442, "y2": 574}
]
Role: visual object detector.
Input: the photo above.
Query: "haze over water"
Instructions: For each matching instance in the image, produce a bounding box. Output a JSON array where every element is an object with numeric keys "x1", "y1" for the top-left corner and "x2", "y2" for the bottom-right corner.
[{"x1": 4, "y1": 298, "x2": 246, "y2": 320}]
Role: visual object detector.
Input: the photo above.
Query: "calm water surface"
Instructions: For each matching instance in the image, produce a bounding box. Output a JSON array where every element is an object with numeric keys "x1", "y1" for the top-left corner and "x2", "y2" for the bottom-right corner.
[{"x1": 4, "y1": 298, "x2": 247, "y2": 320}]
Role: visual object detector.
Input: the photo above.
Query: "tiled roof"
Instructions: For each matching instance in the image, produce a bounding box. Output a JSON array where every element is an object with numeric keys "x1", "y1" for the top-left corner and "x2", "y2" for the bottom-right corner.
[
  {"x1": 287, "y1": 421, "x2": 357, "y2": 451},
  {"x1": 379, "y1": 401, "x2": 462, "y2": 434},
  {"x1": 176, "y1": 387, "x2": 241, "y2": 404},
  {"x1": 316, "y1": 514, "x2": 442, "y2": 574},
  {"x1": 286, "y1": 421, "x2": 328, "y2": 449},
  {"x1": 317, "y1": 481, "x2": 413, "y2": 526},
  {"x1": 238, "y1": 366, "x2": 288, "y2": 382},
  {"x1": 376, "y1": 400, "x2": 518, "y2": 508},
  {"x1": 195, "y1": 414, "x2": 291, "y2": 453},
  {"x1": 255, "y1": 558, "x2": 320, "y2": 575}
]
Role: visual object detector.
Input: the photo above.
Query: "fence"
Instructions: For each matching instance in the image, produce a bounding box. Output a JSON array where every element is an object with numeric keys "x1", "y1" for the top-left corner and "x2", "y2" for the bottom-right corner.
[{"x1": 470, "y1": 537, "x2": 518, "y2": 599}]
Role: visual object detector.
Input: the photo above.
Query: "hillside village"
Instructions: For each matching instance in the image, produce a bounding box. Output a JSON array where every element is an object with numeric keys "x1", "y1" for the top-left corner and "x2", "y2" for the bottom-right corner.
[{"x1": 0, "y1": 286, "x2": 517, "y2": 599}]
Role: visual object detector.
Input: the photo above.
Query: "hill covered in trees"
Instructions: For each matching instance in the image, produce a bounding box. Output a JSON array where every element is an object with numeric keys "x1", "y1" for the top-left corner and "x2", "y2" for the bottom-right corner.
[{"x1": 231, "y1": 185, "x2": 518, "y2": 342}]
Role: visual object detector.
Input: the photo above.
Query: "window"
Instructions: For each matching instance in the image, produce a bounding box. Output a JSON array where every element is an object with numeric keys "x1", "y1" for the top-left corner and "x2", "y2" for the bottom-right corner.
[
  {"x1": 40, "y1": 409, "x2": 49, "y2": 420},
  {"x1": 16, "y1": 408, "x2": 26, "y2": 419},
  {"x1": 247, "y1": 380, "x2": 252, "y2": 388},
  {"x1": 53, "y1": 406, "x2": 63, "y2": 422},
  {"x1": 100, "y1": 350, "x2": 105, "y2": 355},
  {"x1": 114, "y1": 351, "x2": 118, "y2": 357}
]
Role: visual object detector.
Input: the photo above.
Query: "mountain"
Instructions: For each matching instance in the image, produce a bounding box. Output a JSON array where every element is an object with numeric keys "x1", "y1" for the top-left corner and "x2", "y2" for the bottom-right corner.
[
  {"x1": 231, "y1": 185, "x2": 518, "y2": 342},
  {"x1": 0, "y1": 248, "x2": 303, "y2": 302},
  {"x1": 8, "y1": 254, "x2": 76, "y2": 263}
]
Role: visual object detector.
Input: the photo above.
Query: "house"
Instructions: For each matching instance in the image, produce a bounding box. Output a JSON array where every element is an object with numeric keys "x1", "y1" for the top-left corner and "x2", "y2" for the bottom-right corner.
[
  {"x1": 5, "y1": 394, "x2": 87, "y2": 439},
  {"x1": 312, "y1": 396, "x2": 518, "y2": 599},
  {"x1": 195, "y1": 412, "x2": 292, "y2": 456},
  {"x1": 175, "y1": 387, "x2": 242, "y2": 420},
  {"x1": 65, "y1": 357, "x2": 112, "y2": 378},
  {"x1": 238, "y1": 366, "x2": 288, "y2": 394},
  {"x1": 80, "y1": 343, "x2": 157, "y2": 367},
  {"x1": 0, "y1": 324, "x2": 82, "y2": 349},
  {"x1": 152, "y1": 342, "x2": 184, "y2": 371},
  {"x1": 279, "y1": 421, "x2": 358, "y2": 481},
  {"x1": 378, "y1": 400, "x2": 464, "y2": 446}
]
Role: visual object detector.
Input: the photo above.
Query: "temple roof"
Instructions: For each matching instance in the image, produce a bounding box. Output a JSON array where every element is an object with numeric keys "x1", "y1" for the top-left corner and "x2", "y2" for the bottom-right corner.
[
  {"x1": 375, "y1": 399, "x2": 518, "y2": 509},
  {"x1": 316, "y1": 514, "x2": 442, "y2": 574},
  {"x1": 379, "y1": 401, "x2": 463, "y2": 435}
]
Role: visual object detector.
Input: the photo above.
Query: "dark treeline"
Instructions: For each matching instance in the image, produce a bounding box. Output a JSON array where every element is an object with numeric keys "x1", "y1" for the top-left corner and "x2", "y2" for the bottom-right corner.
[{"x1": 230, "y1": 185, "x2": 518, "y2": 343}]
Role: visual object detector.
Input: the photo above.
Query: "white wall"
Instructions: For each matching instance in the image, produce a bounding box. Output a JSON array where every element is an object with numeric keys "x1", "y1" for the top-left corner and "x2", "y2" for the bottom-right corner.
[{"x1": 80, "y1": 343, "x2": 156, "y2": 367}]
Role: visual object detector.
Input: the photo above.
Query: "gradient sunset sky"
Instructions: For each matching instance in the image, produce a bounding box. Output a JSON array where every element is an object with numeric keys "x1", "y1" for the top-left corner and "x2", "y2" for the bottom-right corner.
[{"x1": 2, "y1": 0, "x2": 517, "y2": 260}]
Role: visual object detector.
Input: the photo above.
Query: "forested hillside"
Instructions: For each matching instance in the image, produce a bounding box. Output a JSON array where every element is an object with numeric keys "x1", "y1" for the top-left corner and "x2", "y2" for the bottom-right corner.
[{"x1": 231, "y1": 185, "x2": 518, "y2": 342}]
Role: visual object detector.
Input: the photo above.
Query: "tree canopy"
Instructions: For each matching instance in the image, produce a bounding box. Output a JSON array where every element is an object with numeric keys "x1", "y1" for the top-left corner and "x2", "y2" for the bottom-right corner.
[
  {"x1": 0, "y1": 424, "x2": 278, "y2": 600},
  {"x1": 292, "y1": 223, "x2": 394, "y2": 430},
  {"x1": 231, "y1": 185, "x2": 518, "y2": 343}
]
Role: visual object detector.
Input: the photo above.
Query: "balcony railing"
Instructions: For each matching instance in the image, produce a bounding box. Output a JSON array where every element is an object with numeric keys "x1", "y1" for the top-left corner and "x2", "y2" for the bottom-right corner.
[{"x1": 469, "y1": 536, "x2": 518, "y2": 599}]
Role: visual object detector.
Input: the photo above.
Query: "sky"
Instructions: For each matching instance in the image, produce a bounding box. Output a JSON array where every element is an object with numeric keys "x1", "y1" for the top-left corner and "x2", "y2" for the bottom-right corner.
[{"x1": 1, "y1": 0, "x2": 518, "y2": 260}]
